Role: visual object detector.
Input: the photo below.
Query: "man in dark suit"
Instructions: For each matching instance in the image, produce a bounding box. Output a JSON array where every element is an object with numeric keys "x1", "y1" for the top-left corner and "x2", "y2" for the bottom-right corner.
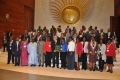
[
  {"x1": 94, "y1": 26, "x2": 100, "y2": 43},
  {"x1": 99, "y1": 29, "x2": 107, "y2": 44},
  {"x1": 21, "y1": 32, "x2": 30, "y2": 43},
  {"x1": 12, "y1": 37, "x2": 21, "y2": 66},
  {"x1": 51, "y1": 36, "x2": 60, "y2": 68},
  {"x1": 66, "y1": 26, "x2": 71, "y2": 34},
  {"x1": 110, "y1": 28, "x2": 118, "y2": 40},
  {"x1": 7, "y1": 36, "x2": 14, "y2": 64},
  {"x1": 86, "y1": 27, "x2": 92, "y2": 42},
  {"x1": 106, "y1": 28, "x2": 111, "y2": 41},
  {"x1": 7, "y1": 31, "x2": 12, "y2": 43}
]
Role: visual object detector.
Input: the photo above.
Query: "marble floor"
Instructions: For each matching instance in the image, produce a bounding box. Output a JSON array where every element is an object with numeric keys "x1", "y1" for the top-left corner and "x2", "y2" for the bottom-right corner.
[{"x1": 0, "y1": 49, "x2": 120, "y2": 80}]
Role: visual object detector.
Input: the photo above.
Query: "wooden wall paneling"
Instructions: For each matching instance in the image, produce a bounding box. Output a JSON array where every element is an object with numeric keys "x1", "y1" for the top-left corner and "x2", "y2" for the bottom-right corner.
[{"x1": 0, "y1": 0, "x2": 35, "y2": 48}]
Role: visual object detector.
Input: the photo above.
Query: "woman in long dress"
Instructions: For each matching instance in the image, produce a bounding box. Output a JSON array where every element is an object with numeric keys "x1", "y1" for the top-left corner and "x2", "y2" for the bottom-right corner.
[
  {"x1": 67, "y1": 37, "x2": 75, "y2": 70},
  {"x1": 20, "y1": 37, "x2": 28, "y2": 66},
  {"x1": 88, "y1": 36, "x2": 98, "y2": 71}
]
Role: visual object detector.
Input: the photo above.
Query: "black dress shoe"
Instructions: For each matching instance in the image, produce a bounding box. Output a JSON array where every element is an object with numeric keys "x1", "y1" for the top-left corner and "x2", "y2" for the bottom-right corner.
[
  {"x1": 93, "y1": 69, "x2": 95, "y2": 71},
  {"x1": 7, "y1": 63, "x2": 10, "y2": 64},
  {"x1": 42, "y1": 65, "x2": 44, "y2": 67},
  {"x1": 64, "y1": 67, "x2": 66, "y2": 69},
  {"x1": 14, "y1": 65, "x2": 17, "y2": 66},
  {"x1": 57, "y1": 66, "x2": 59, "y2": 68},
  {"x1": 52, "y1": 66, "x2": 55, "y2": 68},
  {"x1": 60, "y1": 67, "x2": 62, "y2": 69},
  {"x1": 100, "y1": 70, "x2": 103, "y2": 72},
  {"x1": 110, "y1": 70, "x2": 113, "y2": 73},
  {"x1": 107, "y1": 70, "x2": 110, "y2": 72},
  {"x1": 45, "y1": 65, "x2": 47, "y2": 67},
  {"x1": 38, "y1": 65, "x2": 41, "y2": 67},
  {"x1": 90, "y1": 69, "x2": 92, "y2": 71}
]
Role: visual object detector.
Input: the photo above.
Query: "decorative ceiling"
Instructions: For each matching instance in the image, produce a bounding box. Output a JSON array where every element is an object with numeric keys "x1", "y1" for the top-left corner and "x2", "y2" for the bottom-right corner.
[{"x1": 40, "y1": 0, "x2": 105, "y2": 26}]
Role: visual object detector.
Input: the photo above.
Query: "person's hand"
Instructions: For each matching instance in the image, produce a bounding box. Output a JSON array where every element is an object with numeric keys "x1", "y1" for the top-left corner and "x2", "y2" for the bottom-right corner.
[
  {"x1": 86, "y1": 53, "x2": 88, "y2": 56},
  {"x1": 70, "y1": 52, "x2": 72, "y2": 56},
  {"x1": 60, "y1": 50, "x2": 62, "y2": 52},
  {"x1": 79, "y1": 55, "x2": 81, "y2": 57},
  {"x1": 44, "y1": 53, "x2": 46, "y2": 55},
  {"x1": 54, "y1": 50, "x2": 56, "y2": 52}
]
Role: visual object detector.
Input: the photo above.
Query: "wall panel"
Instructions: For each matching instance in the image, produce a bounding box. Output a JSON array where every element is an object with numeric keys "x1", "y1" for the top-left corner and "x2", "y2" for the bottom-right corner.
[{"x1": 0, "y1": 0, "x2": 35, "y2": 48}]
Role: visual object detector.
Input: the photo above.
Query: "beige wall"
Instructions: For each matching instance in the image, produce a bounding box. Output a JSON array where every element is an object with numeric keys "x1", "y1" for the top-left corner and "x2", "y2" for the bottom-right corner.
[{"x1": 34, "y1": 0, "x2": 114, "y2": 32}]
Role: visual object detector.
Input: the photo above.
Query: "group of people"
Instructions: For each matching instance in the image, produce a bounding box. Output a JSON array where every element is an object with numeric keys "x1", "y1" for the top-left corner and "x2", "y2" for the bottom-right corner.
[{"x1": 3, "y1": 25, "x2": 118, "y2": 73}]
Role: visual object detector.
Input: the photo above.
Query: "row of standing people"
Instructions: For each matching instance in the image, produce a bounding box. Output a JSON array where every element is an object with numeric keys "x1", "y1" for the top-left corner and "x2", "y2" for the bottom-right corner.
[{"x1": 6, "y1": 34, "x2": 115, "y2": 73}]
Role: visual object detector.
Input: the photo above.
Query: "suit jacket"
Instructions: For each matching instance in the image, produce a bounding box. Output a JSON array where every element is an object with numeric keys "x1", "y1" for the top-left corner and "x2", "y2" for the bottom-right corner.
[
  {"x1": 51, "y1": 40, "x2": 60, "y2": 52},
  {"x1": 6, "y1": 32, "x2": 13, "y2": 43},
  {"x1": 21, "y1": 35, "x2": 30, "y2": 43},
  {"x1": 88, "y1": 41, "x2": 98, "y2": 54},
  {"x1": 37, "y1": 41, "x2": 44, "y2": 54},
  {"x1": 81, "y1": 41, "x2": 89, "y2": 53},
  {"x1": 7, "y1": 40, "x2": 14, "y2": 51},
  {"x1": 12, "y1": 41, "x2": 20, "y2": 53},
  {"x1": 110, "y1": 31, "x2": 118, "y2": 39},
  {"x1": 99, "y1": 32, "x2": 107, "y2": 44},
  {"x1": 86, "y1": 31, "x2": 91, "y2": 42},
  {"x1": 66, "y1": 28, "x2": 71, "y2": 33}
]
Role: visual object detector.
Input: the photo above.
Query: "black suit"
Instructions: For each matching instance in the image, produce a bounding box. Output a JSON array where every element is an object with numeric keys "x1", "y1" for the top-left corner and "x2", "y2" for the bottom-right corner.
[
  {"x1": 99, "y1": 32, "x2": 107, "y2": 44},
  {"x1": 51, "y1": 39, "x2": 60, "y2": 67},
  {"x1": 66, "y1": 28, "x2": 71, "y2": 33},
  {"x1": 106, "y1": 32, "x2": 111, "y2": 41},
  {"x1": 21, "y1": 35, "x2": 30, "y2": 42},
  {"x1": 6, "y1": 32, "x2": 12, "y2": 43},
  {"x1": 110, "y1": 31, "x2": 118, "y2": 39},
  {"x1": 7, "y1": 40, "x2": 14, "y2": 64}
]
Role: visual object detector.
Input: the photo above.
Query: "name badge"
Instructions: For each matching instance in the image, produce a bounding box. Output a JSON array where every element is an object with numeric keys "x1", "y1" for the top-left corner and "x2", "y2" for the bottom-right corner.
[
  {"x1": 10, "y1": 47, "x2": 11, "y2": 50},
  {"x1": 107, "y1": 50, "x2": 109, "y2": 52},
  {"x1": 24, "y1": 46, "x2": 26, "y2": 48},
  {"x1": 99, "y1": 51, "x2": 101, "y2": 53},
  {"x1": 80, "y1": 35, "x2": 82, "y2": 37},
  {"x1": 49, "y1": 45, "x2": 51, "y2": 47}
]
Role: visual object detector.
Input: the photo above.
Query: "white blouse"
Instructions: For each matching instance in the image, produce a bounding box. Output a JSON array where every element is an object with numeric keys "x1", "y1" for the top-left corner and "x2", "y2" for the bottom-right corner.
[
  {"x1": 68, "y1": 41, "x2": 75, "y2": 52},
  {"x1": 56, "y1": 32, "x2": 61, "y2": 38}
]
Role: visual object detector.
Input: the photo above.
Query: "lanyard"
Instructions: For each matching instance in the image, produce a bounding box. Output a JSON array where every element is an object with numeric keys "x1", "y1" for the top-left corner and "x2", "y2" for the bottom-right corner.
[{"x1": 107, "y1": 44, "x2": 111, "y2": 50}]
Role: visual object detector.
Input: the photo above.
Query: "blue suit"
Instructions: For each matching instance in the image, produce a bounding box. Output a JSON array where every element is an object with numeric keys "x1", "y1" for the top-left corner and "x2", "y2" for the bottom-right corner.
[{"x1": 12, "y1": 41, "x2": 20, "y2": 66}]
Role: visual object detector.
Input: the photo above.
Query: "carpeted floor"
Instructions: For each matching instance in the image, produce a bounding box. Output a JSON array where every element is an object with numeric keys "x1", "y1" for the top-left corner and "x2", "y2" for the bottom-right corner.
[{"x1": 0, "y1": 69, "x2": 103, "y2": 80}]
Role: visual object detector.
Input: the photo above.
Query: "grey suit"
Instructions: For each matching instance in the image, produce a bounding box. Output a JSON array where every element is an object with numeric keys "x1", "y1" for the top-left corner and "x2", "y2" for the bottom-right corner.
[{"x1": 37, "y1": 41, "x2": 44, "y2": 66}]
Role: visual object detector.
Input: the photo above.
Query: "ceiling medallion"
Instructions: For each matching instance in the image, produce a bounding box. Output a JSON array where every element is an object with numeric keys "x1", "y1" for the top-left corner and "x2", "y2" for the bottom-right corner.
[{"x1": 62, "y1": 6, "x2": 80, "y2": 24}]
